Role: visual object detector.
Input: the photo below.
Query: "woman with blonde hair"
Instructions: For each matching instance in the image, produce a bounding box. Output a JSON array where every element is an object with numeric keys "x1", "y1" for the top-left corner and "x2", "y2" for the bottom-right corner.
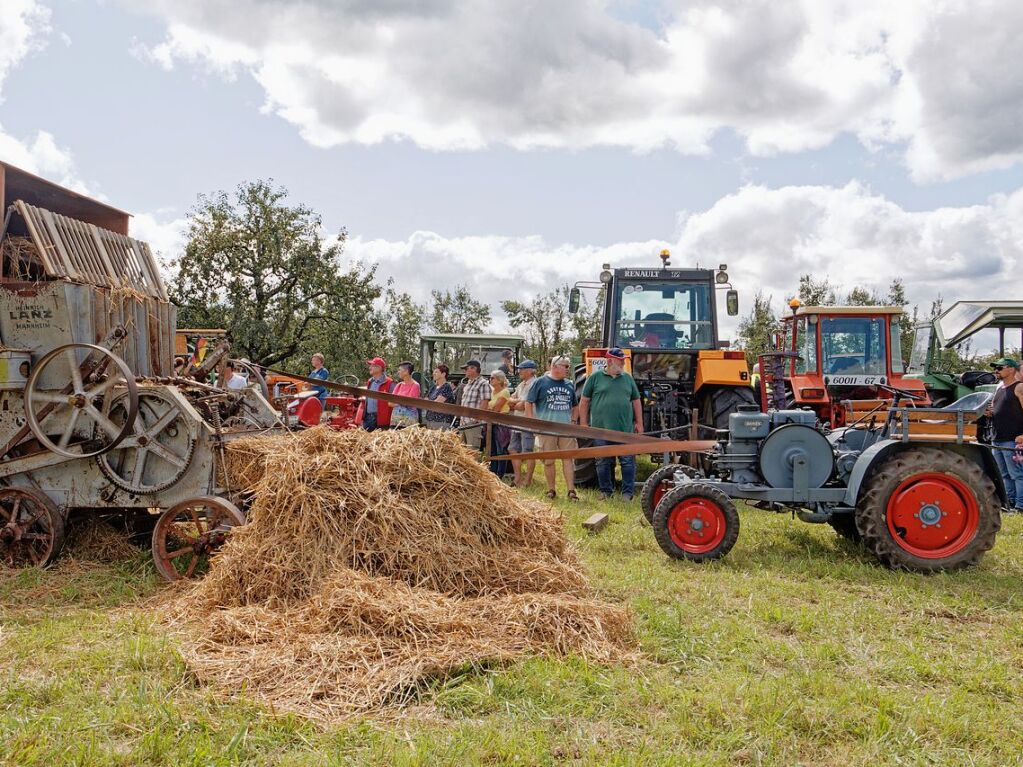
[{"x1": 484, "y1": 369, "x2": 512, "y2": 478}]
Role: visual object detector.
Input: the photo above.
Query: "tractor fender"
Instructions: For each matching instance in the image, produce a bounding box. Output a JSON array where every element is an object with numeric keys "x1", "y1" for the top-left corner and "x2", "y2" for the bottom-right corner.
[{"x1": 842, "y1": 440, "x2": 1007, "y2": 507}]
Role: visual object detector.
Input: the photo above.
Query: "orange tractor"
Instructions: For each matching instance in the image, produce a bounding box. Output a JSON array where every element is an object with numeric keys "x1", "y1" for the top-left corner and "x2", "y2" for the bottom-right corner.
[{"x1": 759, "y1": 302, "x2": 928, "y2": 427}]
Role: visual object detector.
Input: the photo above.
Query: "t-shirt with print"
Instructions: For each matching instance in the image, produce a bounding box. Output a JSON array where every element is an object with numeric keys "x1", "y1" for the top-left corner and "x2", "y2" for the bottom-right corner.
[{"x1": 526, "y1": 374, "x2": 577, "y2": 423}]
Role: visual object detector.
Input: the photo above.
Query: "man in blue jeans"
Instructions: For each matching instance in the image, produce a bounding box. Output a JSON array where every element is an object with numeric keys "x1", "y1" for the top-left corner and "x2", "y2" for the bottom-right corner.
[
  {"x1": 579, "y1": 348, "x2": 643, "y2": 501},
  {"x1": 989, "y1": 357, "x2": 1023, "y2": 512}
]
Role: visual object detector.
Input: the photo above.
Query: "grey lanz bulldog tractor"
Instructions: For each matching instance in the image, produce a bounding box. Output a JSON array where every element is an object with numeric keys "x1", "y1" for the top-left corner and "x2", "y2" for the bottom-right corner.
[{"x1": 643, "y1": 386, "x2": 1003, "y2": 572}]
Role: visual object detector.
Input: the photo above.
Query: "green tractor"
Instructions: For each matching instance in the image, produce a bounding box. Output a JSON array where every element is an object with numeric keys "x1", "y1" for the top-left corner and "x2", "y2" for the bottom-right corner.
[{"x1": 906, "y1": 301, "x2": 1023, "y2": 406}]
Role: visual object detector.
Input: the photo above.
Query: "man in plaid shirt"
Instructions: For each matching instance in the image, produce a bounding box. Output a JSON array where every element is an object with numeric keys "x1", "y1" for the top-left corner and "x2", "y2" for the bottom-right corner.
[{"x1": 457, "y1": 359, "x2": 492, "y2": 448}]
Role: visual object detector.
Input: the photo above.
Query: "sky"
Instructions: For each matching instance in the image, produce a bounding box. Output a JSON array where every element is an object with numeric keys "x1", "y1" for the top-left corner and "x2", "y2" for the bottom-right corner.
[{"x1": 1, "y1": 0, "x2": 1022, "y2": 343}]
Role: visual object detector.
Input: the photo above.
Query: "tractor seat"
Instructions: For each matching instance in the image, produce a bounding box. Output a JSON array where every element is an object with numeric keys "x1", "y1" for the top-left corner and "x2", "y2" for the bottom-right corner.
[
  {"x1": 959, "y1": 370, "x2": 997, "y2": 388},
  {"x1": 935, "y1": 391, "x2": 993, "y2": 416}
]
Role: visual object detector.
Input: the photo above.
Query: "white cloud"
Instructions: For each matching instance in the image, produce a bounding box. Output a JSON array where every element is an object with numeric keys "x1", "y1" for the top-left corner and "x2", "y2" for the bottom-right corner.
[
  {"x1": 349, "y1": 182, "x2": 1023, "y2": 338},
  {"x1": 0, "y1": 0, "x2": 50, "y2": 97},
  {"x1": 129, "y1": 0, "x2": 1023, "y2": 180}
]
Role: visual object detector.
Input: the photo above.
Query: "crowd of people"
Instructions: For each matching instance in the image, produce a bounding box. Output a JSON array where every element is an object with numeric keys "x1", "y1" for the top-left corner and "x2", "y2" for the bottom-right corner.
[{"x1": 285, "y1": 347, "x2": 642, "y2": 501}]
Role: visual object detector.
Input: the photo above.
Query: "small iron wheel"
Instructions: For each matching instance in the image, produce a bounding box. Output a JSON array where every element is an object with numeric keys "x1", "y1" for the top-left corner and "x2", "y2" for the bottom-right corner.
[
  {"x1": 152, "y1": 496, "x2": 245, "y2": 581},
  {"x1": 25, "y1": 343, "x2": 138, "y2": 459},
  {"x1": 0, "y1": 487, "x2": 64, "y2": 568}
]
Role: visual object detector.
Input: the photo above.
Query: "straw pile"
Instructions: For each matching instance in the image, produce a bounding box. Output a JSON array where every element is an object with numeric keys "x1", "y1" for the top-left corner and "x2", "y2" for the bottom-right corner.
[{"x1": 166, "y1": 427, "x2": 633, "y2": 720}]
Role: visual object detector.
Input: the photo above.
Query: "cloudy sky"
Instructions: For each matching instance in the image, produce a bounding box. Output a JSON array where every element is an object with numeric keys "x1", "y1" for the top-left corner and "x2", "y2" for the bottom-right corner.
[{"x1": 2, "y1": 0, "x2": 1022, "y2": 341}]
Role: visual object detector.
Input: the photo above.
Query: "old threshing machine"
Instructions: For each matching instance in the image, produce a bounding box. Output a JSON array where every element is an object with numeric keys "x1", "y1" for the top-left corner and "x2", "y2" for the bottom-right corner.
[{"x1": 0, "y1": 163, "x2": 281, "y2": 579}]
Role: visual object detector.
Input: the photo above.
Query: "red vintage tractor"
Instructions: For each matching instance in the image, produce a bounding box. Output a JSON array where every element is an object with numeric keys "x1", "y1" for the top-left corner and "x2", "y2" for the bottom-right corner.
[{"x1": 759, "y1": 301, "x2": 929, "y2": 426}]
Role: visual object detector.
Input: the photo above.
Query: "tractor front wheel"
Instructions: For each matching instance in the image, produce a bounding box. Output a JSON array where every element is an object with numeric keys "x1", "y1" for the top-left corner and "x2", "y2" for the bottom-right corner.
[
  {"x1": 855, "y1": 448, "x2": 1000, "y2": 572},
  {"x1": 641, "y1": 464, "x2": 700, "y2": 524},
  {"x1": 652, "y1": 483, "x2": 739, "y2": 562}
]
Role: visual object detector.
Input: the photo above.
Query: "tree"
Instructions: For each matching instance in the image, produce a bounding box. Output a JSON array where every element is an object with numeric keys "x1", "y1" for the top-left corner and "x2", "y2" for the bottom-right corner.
[
  {"x1": 736, "y1": 291, "x2": 780, "y2": 367},
  {"x1": 171, "y1": 179, "x2": 384, "y2": 373},
  {"x1": 797, "y1": 274, "x2": 836, "y2": 306},
  {"x1": 383, "y1": 289, "x2": 425, "y2": 367},
  {"x1": 501, "y1": 286, "x2": 576, "y2": 367},
  {"x1": 845, "y1": 286, "x2": 881, "y2": 306},
  {"x1": 429, "y1": 285, "x2": 492, "y2": 334}
]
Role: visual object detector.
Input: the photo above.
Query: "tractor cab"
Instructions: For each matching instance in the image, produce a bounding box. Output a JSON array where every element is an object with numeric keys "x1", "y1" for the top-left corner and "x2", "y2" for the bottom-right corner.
[
  {"x1": 419, "y1": 334, "x2": 526, "y2": 389},
  {"x1": 774, "y1": 304, "x2": 927, "y2": 426}
]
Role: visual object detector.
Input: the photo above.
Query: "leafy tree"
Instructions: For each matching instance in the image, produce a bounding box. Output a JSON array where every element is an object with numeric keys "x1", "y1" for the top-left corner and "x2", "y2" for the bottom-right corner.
[
  {"x1": 797, "y1": 274, "x2": 836, "y2": 306},
  {"x1": 383, "y1": 289, "x2": 425, "y2": 368},
  {"x1": 429, "y1": 285, "x2": 491, "y2": 334},
  {"x1": 845, "y1": 286, "x2": 881, "y2": 306},
  {"x1": 171, "y1": 179, "x2": 384, "y2": 373},
  {"x1": 736, "y1": 291, "x2": 781, "y2": 367},
  {"x1": 501, "y1": 285, "x2": 575, "y2": 366},
  {"x1": 569, "y1": 288, "x2": 604, "y2": 359}
]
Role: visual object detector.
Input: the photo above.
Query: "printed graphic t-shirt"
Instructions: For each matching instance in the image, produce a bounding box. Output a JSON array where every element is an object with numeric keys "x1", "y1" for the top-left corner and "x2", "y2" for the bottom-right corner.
[{"x1": 526, "y1": 375, "x2": 577, "y2": 423}]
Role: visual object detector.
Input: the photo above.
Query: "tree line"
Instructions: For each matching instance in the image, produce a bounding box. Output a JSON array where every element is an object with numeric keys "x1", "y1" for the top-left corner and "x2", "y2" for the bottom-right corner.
[{"x1": 170, "y1": 180, "x2": 601, "y2": 376}]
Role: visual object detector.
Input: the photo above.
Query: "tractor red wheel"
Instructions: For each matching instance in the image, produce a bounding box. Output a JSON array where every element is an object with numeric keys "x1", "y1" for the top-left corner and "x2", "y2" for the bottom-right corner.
[
  {"x1": 652, "y1": 483, "x2": 739, "y2": 562},
  {"x1": 855, "y1": 448, "x2": 1000, "y2": 572},
  {"x1": 641, "y1": 464, "x2": 700, "y2": 524},
  {"x1": 152, "y1": 496, "x2": 245, "y2": 581},
  {"x1": 885, "y1": 473, "x2": 979, "y2": 558}
]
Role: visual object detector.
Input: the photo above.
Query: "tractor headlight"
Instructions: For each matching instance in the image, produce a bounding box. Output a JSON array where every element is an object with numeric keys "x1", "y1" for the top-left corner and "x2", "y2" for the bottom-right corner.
[
  {"x1": 715, "y1": 271, "x2": 729, "y2": 284},
  {"x1": 599, "y1": 270, "x2": 613, "y2": 284}
]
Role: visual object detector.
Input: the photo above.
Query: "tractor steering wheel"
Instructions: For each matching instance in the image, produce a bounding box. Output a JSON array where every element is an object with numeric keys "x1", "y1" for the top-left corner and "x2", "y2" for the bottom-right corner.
[{"x1": 876, "y1": 382, "x2": 926, "y2": 405}]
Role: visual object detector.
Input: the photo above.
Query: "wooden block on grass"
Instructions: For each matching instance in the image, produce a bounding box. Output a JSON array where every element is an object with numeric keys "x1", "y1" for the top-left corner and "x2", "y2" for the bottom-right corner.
[{"x1": 582, "y1": 512, "x2": 609, "y2": 534}]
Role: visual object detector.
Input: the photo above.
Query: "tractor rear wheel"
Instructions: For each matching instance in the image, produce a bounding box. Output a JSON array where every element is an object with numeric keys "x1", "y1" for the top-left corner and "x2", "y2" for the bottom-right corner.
[
  {"x1": 827, "y1": 513, "x2": 861, "y2": 543},
  {"x1": 641, "y1": 463, "x2": 700, "y2": 524},
  {"x1": 854, "y1": 448, "x2": 1000, "y2": 572},
  {"x1": 652, "y1": 483, "x2": 739, "y2": 562}
]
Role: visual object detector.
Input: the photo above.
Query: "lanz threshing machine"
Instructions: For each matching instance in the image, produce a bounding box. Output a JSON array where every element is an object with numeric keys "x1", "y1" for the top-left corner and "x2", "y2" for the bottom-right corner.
[{"x1": 0, "y1": 164, "x2": 282, "y2": 579}]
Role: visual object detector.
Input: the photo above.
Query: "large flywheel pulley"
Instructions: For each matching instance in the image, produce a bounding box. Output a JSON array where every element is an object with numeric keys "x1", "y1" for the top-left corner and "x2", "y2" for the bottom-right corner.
[
  {"x1": 97, "y1": 388, "x2": 197, "y2": 494},
  {"x1": 24, "y1": 343, "x2": 139, "y2": 459}
]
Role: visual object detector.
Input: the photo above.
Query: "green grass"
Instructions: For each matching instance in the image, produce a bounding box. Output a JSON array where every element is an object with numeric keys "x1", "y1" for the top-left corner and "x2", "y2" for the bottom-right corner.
[{"x1": 3, "y1": 471, "x2": 1023, "y2": 766}]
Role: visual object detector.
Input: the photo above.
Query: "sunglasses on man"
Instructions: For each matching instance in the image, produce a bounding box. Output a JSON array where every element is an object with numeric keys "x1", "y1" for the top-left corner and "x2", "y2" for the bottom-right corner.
[{"x1": 995, "y1": 365, "x2": 1006, "y2": 371}]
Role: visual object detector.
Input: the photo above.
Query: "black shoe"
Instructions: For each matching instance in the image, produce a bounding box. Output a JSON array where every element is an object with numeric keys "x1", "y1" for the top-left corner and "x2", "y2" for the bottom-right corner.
[
  {"x1": 622, "y1": 494, "x2": 634, "y2": 502},
  {"x1": 598, "y1": 493, "x2": 612, "y2": 502}
]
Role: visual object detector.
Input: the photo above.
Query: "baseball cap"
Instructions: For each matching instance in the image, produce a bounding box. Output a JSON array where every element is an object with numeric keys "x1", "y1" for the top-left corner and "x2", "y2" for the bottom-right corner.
[
  {"x1": 516, "y1": 359, "x2": 538, "y2": 370},
  {"x1": 460, "y1": 359, "x2": 482, "y2": 370},
  {"x1": 990, "y1": 357, "x2": 1020, "y2": 369},
  {"x1": 606, "y1": 347, "x2": 626, "y2": 360},
  {"x1": 366, "y1": 356, "x2": 386, "y2": 368}
]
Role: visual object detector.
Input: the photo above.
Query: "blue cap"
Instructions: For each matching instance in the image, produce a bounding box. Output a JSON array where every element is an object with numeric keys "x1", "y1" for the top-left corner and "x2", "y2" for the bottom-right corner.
[
  {"x1": 606, "y1": 347, "x2": 626, "y2": 360},
  {"x1": 516, "y1": 359, "x2": 538, "y2": 370}
]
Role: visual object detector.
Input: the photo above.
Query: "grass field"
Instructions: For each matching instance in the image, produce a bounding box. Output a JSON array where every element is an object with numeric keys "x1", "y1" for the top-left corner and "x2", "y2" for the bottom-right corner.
[{"x1": 3, "y1": 474, "x2": 1023, "y2": 767}]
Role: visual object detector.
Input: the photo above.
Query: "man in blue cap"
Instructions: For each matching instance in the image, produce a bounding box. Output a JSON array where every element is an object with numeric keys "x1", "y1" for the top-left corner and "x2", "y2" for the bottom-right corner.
[
  {"x1": 508, "y1": 359, "x2": 539, "y2": 487},
  {"x1": 579, "y1": 347, "x2": 643, "y2": 501},
  {"x1": 990, "y1": 357, "x2": 1023, "y2": 512}
]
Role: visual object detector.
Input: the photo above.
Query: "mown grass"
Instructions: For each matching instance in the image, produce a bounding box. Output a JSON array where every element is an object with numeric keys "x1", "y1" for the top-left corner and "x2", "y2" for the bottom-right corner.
[{"x1": 2, "y1": 470, "x2": 1023, "y2": 766}]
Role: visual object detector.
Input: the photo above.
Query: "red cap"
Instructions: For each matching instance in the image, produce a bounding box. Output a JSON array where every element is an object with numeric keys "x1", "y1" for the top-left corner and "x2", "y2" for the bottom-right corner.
[{"x1": 366, "y1": 357, "x2": 386, "y2": 368}]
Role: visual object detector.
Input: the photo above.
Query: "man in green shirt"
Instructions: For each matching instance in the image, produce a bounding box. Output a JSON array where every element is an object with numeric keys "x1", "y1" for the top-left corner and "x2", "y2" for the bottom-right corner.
[{"x1": 579, "y1": 347, "x2": 643, "y2": 501}]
